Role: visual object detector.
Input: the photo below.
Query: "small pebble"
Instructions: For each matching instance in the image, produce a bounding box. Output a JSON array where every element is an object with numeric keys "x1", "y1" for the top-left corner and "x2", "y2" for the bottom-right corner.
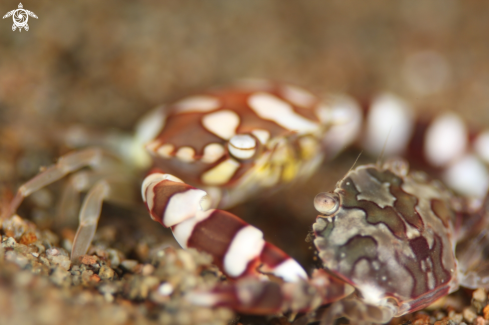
[
  {"x1": 177, "y1": 250, "x2": 196, "y2": 271},
  {"x1": 474, "y1": 288, "x2": 487, "y2": 302},
  {"x1": 48, "y1": 255, "x2": 71, "y2": 271},
  {"x1": 463, "y1": 306, "x2": 478, "y2": 323},
  {"x1": 120, "y1": 259, "x2": 138, "y2": 272},
  {"x1": 46, "y1": 247, "x2": 69, "y2": 257},
  {"x1": 141, "y1": 264, "x2": 154, "y2": 276},
  {"x1": 2, "y1": 215, "x2": 28, "y2": 239},
  {"x1": 31, "y1": 242, "x2": 45, "y2": 254},
  {"x1": 474, "y1": 316, "x2": 486, "y2": 325},
  {"x1": 98, "y1": 265, "x2": 115, "y2": 280},
  {"x1": 79, "y1": 255, "x2": 98, "y2": 265},
  {"x1": 483, "y1": 304, "x2": 489, "y2": 320},
  {"x1": 39, "y1": 256, "x2": 50, "y2": 267},
  {"x1": 19, "y1": 233, "x2": 37, "y2": 245},
  {"x1": 81, "y1": 270, "x2": 94, "y2": 284},
  {"x1": 98, "y1": 282, "x2": 119, "y2": 295},
  {"x1": 106, "y1": 248, "x2": 123, "y2": 267},
  {"x1": 2, "y1": 236, "x2": 17, "y2": 248},
  {"x1": 412, "y1": 313, "x2": 430, "y2": 325},
  {"x1": 50, "y1": 266, "x2": 71, "y2": 286},
  {"x1": 104, "y1": 292, "x2": 114, "y2": 303},
  {"x1": 157, "y1": 282, "x2": 173, "y2": 296},
  {"x1": 5, "y1": 250, "x2": 29, "y2": 268}
]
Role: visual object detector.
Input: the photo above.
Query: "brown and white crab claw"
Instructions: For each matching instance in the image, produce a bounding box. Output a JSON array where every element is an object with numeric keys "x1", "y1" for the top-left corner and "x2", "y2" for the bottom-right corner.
[
  {"x1": 142, "y1": 172, "x2": 308, "y2": 282},
  {"x1": 185, "y1": 269, "x2": 353, "y2": 315}
]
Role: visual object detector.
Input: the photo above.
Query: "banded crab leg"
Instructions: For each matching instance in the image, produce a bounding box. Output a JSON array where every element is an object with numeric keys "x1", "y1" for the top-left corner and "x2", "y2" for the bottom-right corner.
[
  {"x1": 142, "y1": 172, "x2": 354, "y2": 314},
  {"x1": 142, "y1": 171, "x2": 307, "y2": 281},
  {"x1": 4, "y1": 147, "x2": 136, "y2": 262}
]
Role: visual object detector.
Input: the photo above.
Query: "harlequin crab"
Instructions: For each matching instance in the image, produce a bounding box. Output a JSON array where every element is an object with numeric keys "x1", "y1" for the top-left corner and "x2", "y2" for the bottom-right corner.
[{"x1": 5, "y1": 79, "x2": 489, "y2": 324}]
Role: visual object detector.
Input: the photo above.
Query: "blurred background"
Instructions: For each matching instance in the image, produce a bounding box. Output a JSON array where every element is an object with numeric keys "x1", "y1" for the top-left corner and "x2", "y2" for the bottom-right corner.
[
  {"x1": 1, "y1": 1, "x2": 489, "y2": 324},
  {"x1": 2, "y1": 1, "x2": 489, "y2": 130}
]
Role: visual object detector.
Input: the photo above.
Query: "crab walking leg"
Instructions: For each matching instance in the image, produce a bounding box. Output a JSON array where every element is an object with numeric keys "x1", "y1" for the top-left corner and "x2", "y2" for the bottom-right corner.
[
  {"x1": 55, "y1": 169, "x2": 137, "y2": 228},
  {"x1": 5, "y1": 148, "x2": 106, "y2": 218},
  {"x1": 142, "y1": 172, "x2": 308, "y2": 281},
  {"x1": 55, "y1": 170, "x2": 103, "y2": 228},
  {"x1": 69, "y1": 174, "x2": 137, "y2": 262},
  {"x1": 71, "y1": 180, "x2": 110, "y2": 262}
]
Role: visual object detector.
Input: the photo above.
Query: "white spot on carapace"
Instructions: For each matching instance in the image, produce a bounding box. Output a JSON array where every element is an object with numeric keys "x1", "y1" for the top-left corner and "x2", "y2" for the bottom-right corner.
[
  {"x1": 174, "y1": 96, "x2": 220, "y2": 113},
  {"x1": 364, "y1": 93, "x2": 414, "y2": 156},
  {"x1": 426, "y1": 259, "x2": 435, "y2": 290},
  {"x1": 201, "y1": 143, "x2": 225, "y2": 164},
  {"x1": 223, "y1": 226, "x2": 265, "y2": 277},
  {"x1": 135, "y1": 106, "x2": 166, "y2": 143},
  {"x1": 172, "y1": 209, "x2": 214, "y2": 249},
  {"x1": 202, "y1": 110, "x2": 240, "y2": 140},
  {"x1": 425, "y1": 113, "x2": 467, "y2": 167},
  {"x1": 421, "y1": 260, "x2": 427, "y2": 272},
  {"x1": 405, "y1": 222, "x2": 421, "y2": 239},
  {"x1": 228, "y1": 134, "x2": 257, "y2": 160},
  {"x1": 157, "y1": 144, "x2": 174, "y2": 158},
  {"x1": 248, "y1": 92, "x2": 318, "y2": 134},
  {"x1": 201, "y1": 158, "x2": 240, "y2": 185},
  {"x1": 271, "y1": 258, "x2": 308, "y2": 282},
  {"x1": 251, "y1": 129, "x2": 270, "y2": 144},
  {"x1": 443, "y1": 154, "x2": 489, "y2": 198},
  {"x1": 176, "y1": 146, "x2": 196, "y2": 162},
  {"x1": 163, "y1": 188, "x2": 208, "y2": 227},
  {"x1": 475, "y1": 130, "x2": 489, "y2": 164},
  {"x1": 281, "y1": 84, "x2": 316, "y2": 107}
]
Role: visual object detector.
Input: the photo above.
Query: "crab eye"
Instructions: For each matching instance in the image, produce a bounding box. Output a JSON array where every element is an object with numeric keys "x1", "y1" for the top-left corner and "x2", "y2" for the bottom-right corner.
[
  {"x1": 314, "y1": 192, "x2": 339, "y2": 216},
  {"x1": 228, "y1": 134, "x2": 257, "y2": 160}
]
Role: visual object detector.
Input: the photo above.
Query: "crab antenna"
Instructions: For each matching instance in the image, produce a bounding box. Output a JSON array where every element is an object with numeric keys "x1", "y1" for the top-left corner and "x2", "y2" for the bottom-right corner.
[
  {"x1": 347, "y1": 151, "x2": 363, "y2": 175},
  {"x1": 376, "y1": 126, "x2": 393, "y2": 167}
]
